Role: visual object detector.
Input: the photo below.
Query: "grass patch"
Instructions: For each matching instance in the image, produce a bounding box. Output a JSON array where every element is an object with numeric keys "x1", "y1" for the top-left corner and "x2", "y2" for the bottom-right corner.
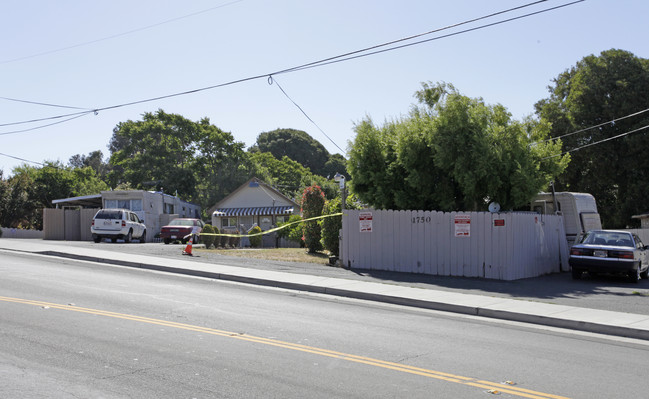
[
  {"x1": 196, "y1": 247, "x2": 331, "y2": 264},
  {"x1": 631, "y1": 291, "x2": 649, "y2": 296}
]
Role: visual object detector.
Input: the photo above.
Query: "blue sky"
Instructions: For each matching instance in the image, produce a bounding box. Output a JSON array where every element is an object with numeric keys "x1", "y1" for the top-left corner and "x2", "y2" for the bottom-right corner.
[{"x1": 1, "y1": 0, "x2": 647, "y2": 175}]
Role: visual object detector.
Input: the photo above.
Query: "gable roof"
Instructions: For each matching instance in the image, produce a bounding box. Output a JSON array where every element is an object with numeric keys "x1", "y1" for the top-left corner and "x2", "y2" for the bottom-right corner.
[{"x1": 207, "y1": 177, "x2": 300, "y2": 216}]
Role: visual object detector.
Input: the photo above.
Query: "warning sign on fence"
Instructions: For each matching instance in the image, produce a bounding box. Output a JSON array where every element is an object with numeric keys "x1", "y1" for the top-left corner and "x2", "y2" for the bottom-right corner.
[
  {"x1": 454, "y1": 214, "x2": 471, "y2": 237},
  {"x1": 359, "y1": 212, "x2": 373, "y2": 233}
]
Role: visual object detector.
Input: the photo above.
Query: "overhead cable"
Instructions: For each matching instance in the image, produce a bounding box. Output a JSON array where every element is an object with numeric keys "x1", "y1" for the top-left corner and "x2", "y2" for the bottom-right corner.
[
  {"x1": 0, "y1": 112, "x2": 94, "y2": 136},
  {"x1": 531, "y1": 106, "x2": 649, "y2": 146},
  {"x1": 268, "y1": 75, "x2": 344, "y2": 153},
  {"x1": 542, "y1": 123, "x2": 649, "y2": 159},
  {"x1": 0, "y1": 0, "x2": 245, "y2": 65},
  {"x1": 0, "y1": 96, "x2": 91, "y2": 110},
  {"x1": 0, "y1": 152, "x2": 47, "y2": 166},
  {"x1": 1, "y1": 0, "x2": 582, "y2": 130}
]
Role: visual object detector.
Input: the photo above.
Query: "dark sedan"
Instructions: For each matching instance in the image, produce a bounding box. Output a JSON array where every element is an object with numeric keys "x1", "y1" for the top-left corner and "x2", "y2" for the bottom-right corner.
[{"x1": 569, "y1": 230, "x2": 649, "y2": 283}]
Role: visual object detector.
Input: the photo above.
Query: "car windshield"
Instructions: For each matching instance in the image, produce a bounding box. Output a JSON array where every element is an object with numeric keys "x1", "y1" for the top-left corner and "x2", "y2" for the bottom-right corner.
[
  {"x1": 169, "y1": 219, "x2": 195, "y2": 226},
  {"x1": 581, "y1": 231, "x2": 633, "y2": 247},
  {"x1": 95, "y1": 210, "x2": 121, "y2": 220}
]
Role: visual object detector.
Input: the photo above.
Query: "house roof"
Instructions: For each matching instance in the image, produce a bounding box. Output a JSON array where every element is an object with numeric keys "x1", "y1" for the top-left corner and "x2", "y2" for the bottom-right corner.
[
  {"x1": 208, "y1": 177, "x2": 300, "y2": 216},
  {"x1": 51, "y1": 194, "x2": 102, "y2": 208}
]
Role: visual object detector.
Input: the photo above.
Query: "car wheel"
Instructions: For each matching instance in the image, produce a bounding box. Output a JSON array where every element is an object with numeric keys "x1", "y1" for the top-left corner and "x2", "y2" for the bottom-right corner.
[
  {"x1": 124, "y1": 230, "x2": 132, "y2": 243},
  {"x1": 628, "y1": 268, "x2": 640, "y2": 283},
  {"x1": 139, "y1": 230, "x2": 146, "y2": 243},
  {"x1": 571, "y1": 268, "x2": 582, "y2": 280},
  {"x1": 93, "y1": 237, "x2": 101, "y2": 243},
  {"x1": 163, "y1": 238, "x2": 171, "y2": 245}
]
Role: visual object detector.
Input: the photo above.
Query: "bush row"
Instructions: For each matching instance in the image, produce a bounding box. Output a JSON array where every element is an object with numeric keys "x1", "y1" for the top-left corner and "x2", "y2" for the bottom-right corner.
[{"x1": 200, "y1": 224, "x2": 241, "y2": 249}]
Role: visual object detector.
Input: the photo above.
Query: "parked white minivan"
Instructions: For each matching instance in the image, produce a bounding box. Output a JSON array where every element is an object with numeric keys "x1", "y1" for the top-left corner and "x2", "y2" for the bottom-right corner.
[{"x1": 91, "y1": 209, "x2": 146, "y2": 243}]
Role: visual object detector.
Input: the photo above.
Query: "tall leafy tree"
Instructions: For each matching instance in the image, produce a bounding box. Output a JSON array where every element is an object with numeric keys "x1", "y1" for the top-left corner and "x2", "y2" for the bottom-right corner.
[
  {"x1": 69, "y1": 150, "x2": 111, "y2": 180},
  {"x1": 349, "y1": 82, "x2": 567, "y2": 211},
  {"x1": 301, "y1": 185, "x2": 325, "y2": 253},
  {"x1": 2, "y1": 163, "x2": 108, "y2": 229},
  {"x1": 250, "y1": 128, "x2": 333, "y2": 177},
  {"x1": 109, "y1": 110, "x2": 252, "y2": 210},
  {"x1": 535, "y1": 49, "x2": 649, "y2": 227}
]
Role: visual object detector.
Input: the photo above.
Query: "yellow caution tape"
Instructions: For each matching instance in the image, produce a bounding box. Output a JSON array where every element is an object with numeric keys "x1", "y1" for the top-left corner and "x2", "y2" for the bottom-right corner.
[{"x1": 199, "y1": 213, "x2": 344, "y2": 238}]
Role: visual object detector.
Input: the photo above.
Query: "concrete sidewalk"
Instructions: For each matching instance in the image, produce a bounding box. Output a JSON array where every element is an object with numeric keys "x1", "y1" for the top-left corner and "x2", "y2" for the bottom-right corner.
[{"x1": 2, "y1": 238, "x2": 649, "y2": 341}]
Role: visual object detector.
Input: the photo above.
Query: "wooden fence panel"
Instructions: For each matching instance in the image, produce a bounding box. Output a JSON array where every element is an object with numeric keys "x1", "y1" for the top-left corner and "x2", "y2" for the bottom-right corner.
[{"x1": 43, "y1": 208, "x2": 65, "y2": 240}]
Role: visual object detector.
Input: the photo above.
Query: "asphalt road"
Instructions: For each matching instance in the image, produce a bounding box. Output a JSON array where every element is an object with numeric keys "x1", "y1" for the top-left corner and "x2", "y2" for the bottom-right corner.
[
  {"x1": 38, "y1": 240, "x2": 649, "y2": 316},
  {"x1": 2, "y1": 250, "x2": 649, "y2": 398}
]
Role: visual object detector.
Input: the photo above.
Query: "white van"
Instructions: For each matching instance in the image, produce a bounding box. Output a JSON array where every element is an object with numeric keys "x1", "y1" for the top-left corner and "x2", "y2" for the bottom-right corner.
[{"x1": 531, "y1": 192, "x2": 602, "y2": 246}]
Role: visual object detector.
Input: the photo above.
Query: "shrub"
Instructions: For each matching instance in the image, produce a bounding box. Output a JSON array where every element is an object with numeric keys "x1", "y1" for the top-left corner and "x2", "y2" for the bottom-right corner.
[
  {"x1": 278, "y1": 214, "x2": 304, "y2": 246},
  {"x1": 320, "y1": 198, "x2": 342, "y2": 256},
  {"x1": 302, "y1": 185, "x2": 325, "y2": 253},
  {"x1": 201, "y1": 224, "x2": 215, "y2": 249},
  {"x1": 249, "y1": 225, "x2": 262, "y2": 248},
  {"x1": 229, "y1": 230, "x2": 240, "y2": 248}
]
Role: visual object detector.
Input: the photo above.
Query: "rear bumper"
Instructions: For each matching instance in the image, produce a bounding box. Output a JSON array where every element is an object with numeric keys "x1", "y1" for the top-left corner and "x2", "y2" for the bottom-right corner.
[{"x1": 569, "y1": 256, "x2": 639, "y2": 273}]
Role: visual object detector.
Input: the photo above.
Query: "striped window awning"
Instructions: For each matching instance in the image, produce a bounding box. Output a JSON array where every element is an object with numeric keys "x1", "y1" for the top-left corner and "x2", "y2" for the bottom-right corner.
[{"x1": 212, "y1": 206, "x2": 295, "y2": 217}]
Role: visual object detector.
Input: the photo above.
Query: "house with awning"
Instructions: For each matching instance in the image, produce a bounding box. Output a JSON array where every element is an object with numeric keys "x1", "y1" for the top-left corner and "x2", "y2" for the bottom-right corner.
[{"x1": 208, "y1": 178, "x2": 300, "y2": 241}]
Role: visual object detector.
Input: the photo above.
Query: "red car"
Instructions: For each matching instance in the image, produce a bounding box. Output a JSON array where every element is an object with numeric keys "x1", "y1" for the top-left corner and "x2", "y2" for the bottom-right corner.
[{"x1": 160, "y1": 218, "x2": 205, "y2": 244}]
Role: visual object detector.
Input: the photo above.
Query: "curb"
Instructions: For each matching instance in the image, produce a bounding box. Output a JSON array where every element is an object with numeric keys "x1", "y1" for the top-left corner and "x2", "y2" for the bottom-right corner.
[{"x1": 36, "y1": 250, "x2": 649, "y2": 341}]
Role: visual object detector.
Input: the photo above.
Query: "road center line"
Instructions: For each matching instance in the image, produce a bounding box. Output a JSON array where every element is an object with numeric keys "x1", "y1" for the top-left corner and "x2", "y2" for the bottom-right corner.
[{"x1": 0, "y1": 295, "x2": 569, "y2": 399}]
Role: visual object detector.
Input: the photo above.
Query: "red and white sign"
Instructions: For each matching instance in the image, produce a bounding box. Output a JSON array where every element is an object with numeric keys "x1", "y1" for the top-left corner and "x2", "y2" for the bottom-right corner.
[
  {"x1": 493, "y1": 219, "x2": 505, "y2": 227},
  {"x1": 454, "y1": 214, "x2": 471, "y2": 237},
  {"x1": 359, "y1": 212, "x2": 373, "y2": 233}
]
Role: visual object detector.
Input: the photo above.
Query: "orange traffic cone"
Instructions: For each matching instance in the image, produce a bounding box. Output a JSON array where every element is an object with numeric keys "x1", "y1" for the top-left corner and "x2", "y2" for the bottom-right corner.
[{"x1": 182, "y1": 235, "x2": 193, "y2": 256}]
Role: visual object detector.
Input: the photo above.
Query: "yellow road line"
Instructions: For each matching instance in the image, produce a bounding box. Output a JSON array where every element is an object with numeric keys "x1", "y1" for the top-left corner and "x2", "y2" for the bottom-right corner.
[{"x1": 0, "y1": 296, "x2": 570, "y2": 399}]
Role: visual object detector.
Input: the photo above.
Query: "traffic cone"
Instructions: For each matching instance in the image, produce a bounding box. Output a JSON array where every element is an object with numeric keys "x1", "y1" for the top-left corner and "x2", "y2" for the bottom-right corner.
[{"x1": 182, "y1": 235, "x2": 193, "y2": 256}]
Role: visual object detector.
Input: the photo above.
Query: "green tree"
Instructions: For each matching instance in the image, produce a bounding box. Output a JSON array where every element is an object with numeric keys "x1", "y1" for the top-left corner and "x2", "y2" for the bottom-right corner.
[
  {"x1": 320, "y1": 197, "x2": 342, "y2": 256},
  {"x1": 69, "y1": 150, "x2": 111, "y2": 180},
  {"x1": 109, "y1": 109, "x2": 252, "y2": 211},
  {"x1": 535, "y1": 49, "x2": 649, "y2": 227},
  {"x1": 250, "y1": 128, "x2": 333, "y2": 177},
  {"x1": 301, "y1": 185, "x2": 325, "y2": 253},
  {"x1": 349, "y1": 82, "x2": 567, "y2": 211},
  {"x1": 277, "y1": 214, "x2": 305, "y2": 247},
  {"x1": 0, "y1": 170, "x2": 10, "y2": 227},
  {"x1": 3, "y1": 162, "x2": 109, "y2": 229},
  {"x1": 249, "y1": 152, "x2": 313, "y2": 198}
]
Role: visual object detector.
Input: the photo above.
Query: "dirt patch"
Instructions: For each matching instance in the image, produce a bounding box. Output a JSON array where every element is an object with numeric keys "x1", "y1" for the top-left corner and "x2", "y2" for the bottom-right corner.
[{"x1": 195, "y1": 247, "x2": 331, "y2": 264}]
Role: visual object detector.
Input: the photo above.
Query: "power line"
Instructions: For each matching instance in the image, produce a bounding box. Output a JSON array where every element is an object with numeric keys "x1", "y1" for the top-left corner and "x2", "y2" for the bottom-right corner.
[
  {"x1": 0, "y1": 96, "x2": 91, "y2": 110},
  {"x1": 0, "y1": 0, "x2": 245, "y2": 65},
  {"x1": 273, "y1": 0, "x2": 555, "y2": 76},
  {"x1": 1, "y1": 1, "x2": 581, "y2": 135},
  {"x1": 531, "y1": 106, "x2": 649, "y2": 146},
  {"x1": 542, "y1": 123, "x2": 649, "y2": 159},
  {"x1": 0, "y1": 152, "x2": 47, "y2": 167},
  {"x1": 0, "y1": 112, "x2": 94, "y2": 136},
  {"x1": 268, "y1": 75, "x2": 344, "y2": 153},
  {"x1": 281, "y1": 0, "x2": 585, "y2": 74}
]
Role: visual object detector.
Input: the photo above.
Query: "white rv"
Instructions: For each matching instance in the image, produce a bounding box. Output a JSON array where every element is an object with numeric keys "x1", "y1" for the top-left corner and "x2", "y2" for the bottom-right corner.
[{"x1": 531, "y1": 192, "x2": 602, "y2": 246}]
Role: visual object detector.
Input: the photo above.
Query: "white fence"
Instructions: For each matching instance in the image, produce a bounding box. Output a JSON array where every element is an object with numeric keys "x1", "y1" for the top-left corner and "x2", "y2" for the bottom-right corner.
[
  {"x1": 340, "y1": 209, "x2": 569, "y2": 281},
  {"x1": 0, "y1": 227, "x2": 44, "y2": 239}
]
